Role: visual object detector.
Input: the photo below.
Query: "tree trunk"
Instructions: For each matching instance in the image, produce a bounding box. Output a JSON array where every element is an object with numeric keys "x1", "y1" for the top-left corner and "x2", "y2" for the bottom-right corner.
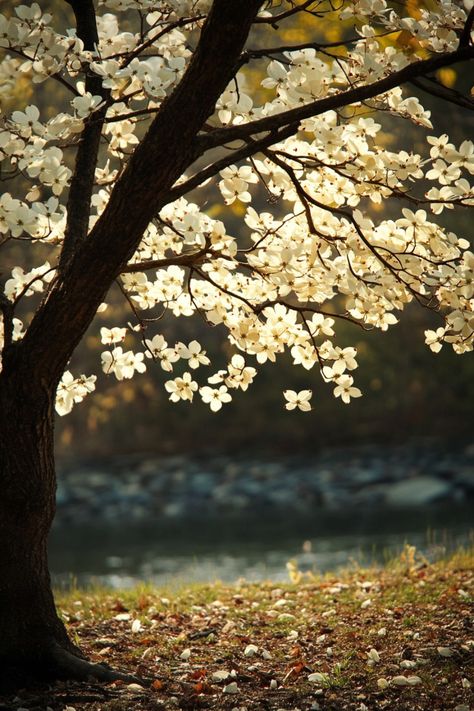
[
  {"x1": 0, "y1": 370, "x2": 76, "y2": 684},
  {"x1": 0, "y1": 368, "x2": 145, "y2": 689}
]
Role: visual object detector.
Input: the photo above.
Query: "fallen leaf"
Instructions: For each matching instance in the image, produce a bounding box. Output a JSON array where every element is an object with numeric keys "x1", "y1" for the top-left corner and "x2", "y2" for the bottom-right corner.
[{"x1": 285, "y1": 661, "x2": 306, "y2": 680}]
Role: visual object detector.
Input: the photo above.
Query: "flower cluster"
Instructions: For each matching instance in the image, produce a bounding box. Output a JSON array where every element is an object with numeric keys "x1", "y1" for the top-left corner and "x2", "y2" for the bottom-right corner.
[{"x1": 55, "y1": 371, "x2": 97, "y2": 416}]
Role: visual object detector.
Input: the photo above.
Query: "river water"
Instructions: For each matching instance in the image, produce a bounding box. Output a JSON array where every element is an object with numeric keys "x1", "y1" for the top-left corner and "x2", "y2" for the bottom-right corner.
[{"x1": 50, "y1": 505, "x2": 473, "y2": 589}]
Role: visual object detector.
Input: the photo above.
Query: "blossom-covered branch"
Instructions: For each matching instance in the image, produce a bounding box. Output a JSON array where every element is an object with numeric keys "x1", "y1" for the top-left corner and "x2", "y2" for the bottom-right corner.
[{"x1": 197, "y1": 45, "x2": 474, "y2": 155}]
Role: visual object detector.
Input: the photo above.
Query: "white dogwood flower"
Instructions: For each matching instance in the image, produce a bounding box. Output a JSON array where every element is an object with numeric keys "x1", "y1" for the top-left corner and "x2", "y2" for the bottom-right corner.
[{"x1": 283, "y1": 389, "x2": 312, "y2": 411}]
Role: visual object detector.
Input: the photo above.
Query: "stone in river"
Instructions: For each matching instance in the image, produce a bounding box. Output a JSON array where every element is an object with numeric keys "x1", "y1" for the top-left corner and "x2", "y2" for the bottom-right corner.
[{"x1": 384, "y1": 477, "x2": 452, "y2": 506}]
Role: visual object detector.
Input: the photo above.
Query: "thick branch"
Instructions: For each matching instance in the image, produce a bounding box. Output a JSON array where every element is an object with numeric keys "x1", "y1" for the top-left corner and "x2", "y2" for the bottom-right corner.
[
  {"x1": 166, "y1": 122, "x2": 299, "y2": 202},
  {"x1": 197, "y1": 45, "x2": 474, "y2": 153},
  {"x1": 167, "y1": 46, "x2": 474, "y2": 198},
  {"x1": 64, "y1": 0, "x2": 99, "y2": 50},
  {"x1": 459, "y1": 6, "x2": 474, "y2": 47},
  {"x1": 59, "y1": 0, "x2": 108, "y2": 271}
]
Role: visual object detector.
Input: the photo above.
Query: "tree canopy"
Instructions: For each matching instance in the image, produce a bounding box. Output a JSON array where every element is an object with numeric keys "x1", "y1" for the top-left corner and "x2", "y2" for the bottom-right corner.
[{"x1": 1, "y1": 0, "x2": 473, "y2": 421}]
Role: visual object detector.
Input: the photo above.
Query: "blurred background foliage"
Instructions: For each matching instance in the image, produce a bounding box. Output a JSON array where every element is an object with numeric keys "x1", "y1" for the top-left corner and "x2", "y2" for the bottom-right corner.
[{"x1": 2, "y1": 0, "x2": 473, "y2": 461}]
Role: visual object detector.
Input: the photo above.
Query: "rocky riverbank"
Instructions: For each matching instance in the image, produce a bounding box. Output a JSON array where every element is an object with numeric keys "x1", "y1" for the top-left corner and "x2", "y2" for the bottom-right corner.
[{"x1": 55, "y1": 442, "x2": 474, "y2": 525}]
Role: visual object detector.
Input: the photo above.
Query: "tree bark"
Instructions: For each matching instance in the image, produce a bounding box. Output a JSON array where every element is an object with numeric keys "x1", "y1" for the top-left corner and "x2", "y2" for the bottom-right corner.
[{"x1": 0, "y1": 368, "x2": 76, "y2": 684}]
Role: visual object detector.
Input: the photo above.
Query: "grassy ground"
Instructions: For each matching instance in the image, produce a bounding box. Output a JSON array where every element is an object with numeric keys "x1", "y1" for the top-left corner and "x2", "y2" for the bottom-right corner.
[{"x1": 3, "y1": 546, "x2": 473, "y2": 710}]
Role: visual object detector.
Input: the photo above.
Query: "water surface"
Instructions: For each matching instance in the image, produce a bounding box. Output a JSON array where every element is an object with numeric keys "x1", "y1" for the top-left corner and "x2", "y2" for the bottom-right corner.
[{"x1": 50, "y1": 505, "x2": 473, "y2": 589}]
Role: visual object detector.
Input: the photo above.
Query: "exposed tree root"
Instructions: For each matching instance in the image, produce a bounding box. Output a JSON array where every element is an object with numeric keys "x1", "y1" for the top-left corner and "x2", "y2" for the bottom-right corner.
[
  {"x1": 50, "y1": 642, "x2": 151, "y2": 685},
  {"x1": 0, "y1": 644, "x2": 152, "y2": 693}
]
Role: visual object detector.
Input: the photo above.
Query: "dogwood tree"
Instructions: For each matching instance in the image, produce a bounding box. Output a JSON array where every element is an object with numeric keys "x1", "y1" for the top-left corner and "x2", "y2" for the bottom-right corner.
[{"x1": 0, "y1": 0, "x2": 473, "y2": 685}]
